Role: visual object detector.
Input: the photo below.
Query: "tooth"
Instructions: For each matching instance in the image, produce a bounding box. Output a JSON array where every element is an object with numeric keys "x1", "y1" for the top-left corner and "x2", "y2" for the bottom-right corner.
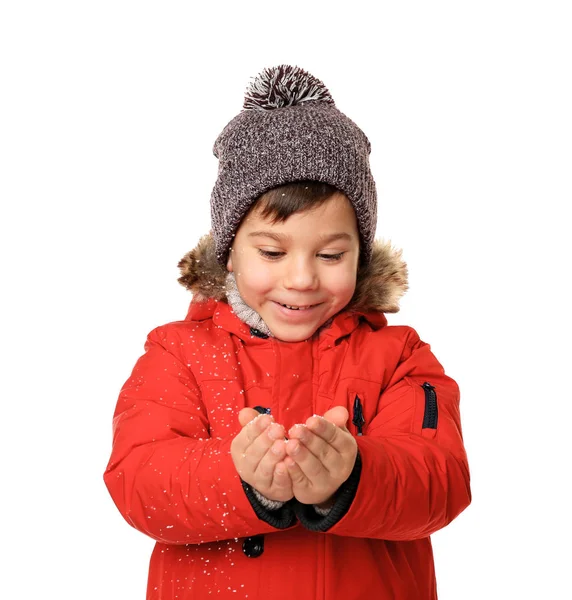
[{"x1": 281, "y1": 303, "x2": 313, "y2": 310}]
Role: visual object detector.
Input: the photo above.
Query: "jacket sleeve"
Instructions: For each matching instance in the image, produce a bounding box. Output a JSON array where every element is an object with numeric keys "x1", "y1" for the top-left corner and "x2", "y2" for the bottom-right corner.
[
  {"x1": 103, "y1": 325, "x2": 296, "y2": 545},
  {"x1": 299, "y1": 326, "x2": 471, "y2": 540}
]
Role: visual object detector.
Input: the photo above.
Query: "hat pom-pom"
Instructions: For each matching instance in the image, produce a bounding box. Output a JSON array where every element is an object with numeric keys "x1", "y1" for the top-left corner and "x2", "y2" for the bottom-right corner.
[{"x1": 243, "y1": 64, "x2": 335, "y2": 111}]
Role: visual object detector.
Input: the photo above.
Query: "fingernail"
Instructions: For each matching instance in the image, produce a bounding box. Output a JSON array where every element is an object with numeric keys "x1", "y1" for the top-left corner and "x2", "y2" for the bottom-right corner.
[
  {"x1": 258, "y1": 416, "x2": 271, "y2": 430},
  {"x1": 290, "y1": 423, "x2": 306, "y2": 439},
  {"x1": 308, "y1": 415, "x2": 324, "y2": 430},
  {"x1": 246, "y1": 414, "x2": 263, "y2": 426},
  {"x1": 267, "y1": 424, "x2": 283, "y2": 440}
]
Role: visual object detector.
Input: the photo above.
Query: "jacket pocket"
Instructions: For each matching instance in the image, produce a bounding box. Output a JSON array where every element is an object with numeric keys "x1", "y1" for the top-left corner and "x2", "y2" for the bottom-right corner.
[
  {"x1": 348, "y1": 391, "x2": 366, "y2": 436},
  {"x1": 421, "y1": 381, "x2": 438, "y2": 439}
]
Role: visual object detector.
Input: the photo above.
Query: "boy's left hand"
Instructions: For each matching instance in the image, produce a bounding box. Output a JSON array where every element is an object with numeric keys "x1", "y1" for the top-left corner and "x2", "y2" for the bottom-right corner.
[{"x1": 283, "y1": 406, "x2": 358, "y2": 506}]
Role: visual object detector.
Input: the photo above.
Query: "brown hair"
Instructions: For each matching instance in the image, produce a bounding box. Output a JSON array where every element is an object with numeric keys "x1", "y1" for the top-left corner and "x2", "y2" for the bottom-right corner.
[{"x1": 251, "y1": 180, "x2": 340, "y2": 223}]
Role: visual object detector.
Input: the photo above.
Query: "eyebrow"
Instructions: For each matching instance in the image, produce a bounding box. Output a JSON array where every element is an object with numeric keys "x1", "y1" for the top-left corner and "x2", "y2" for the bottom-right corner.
[{"x1": 248, "y1": 231, "x2": 353, "y2": 243}]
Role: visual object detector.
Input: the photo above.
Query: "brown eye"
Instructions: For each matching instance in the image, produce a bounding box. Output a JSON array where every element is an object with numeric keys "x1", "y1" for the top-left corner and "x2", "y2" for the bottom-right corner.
[
  {"x1": 317, "y1": 252, "x2": 345, "y2": 261},
  {"x1": 258, "y1": 249, "x2": 284, "y2": 260}
]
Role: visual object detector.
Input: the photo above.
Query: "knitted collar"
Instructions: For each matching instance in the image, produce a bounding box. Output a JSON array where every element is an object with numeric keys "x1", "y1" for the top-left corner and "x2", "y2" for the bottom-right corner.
[{"x1": 225, "y1": 272, "x2": 273, "y2": 337}]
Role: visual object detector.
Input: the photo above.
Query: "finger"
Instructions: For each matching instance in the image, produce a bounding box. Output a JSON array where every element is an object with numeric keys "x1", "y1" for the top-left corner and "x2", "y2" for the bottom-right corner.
[
  {"x1": 305, "y1": 414, "x2": 346, "y2": 450},
  {"x1": 285, "y1": 439, "x2": 329, "y2": 480},
  {"x1": 284, "y1": 455, "x2": 309, "y2": 488},
  {"x1": 243, "y1": 422, "x2": 286, "y2": 471},
  {"x1": 273, "y1": 461, "x2": 293, "y2": 490},
  {"x1": 288, "y1": 424, "x2": 338, "y2": 468},
  {"x1": 238, "y1": 407, "x2": 265, "y2": 428},
  {"x1": 232, "y1": 413, "x2": 275, "y2": 457},
  {"x1": 243, "y1": 413, "x2": 275, "y2": 444},
  {"x1": 255, "y1": 439, "x2": 287, "y2": 487},
  {"x1": 272, "y1": 458, "x2": 293, "y2": 492},
  {"x1": 322, "y1": 406, "x2": 350, "y2": 429}
]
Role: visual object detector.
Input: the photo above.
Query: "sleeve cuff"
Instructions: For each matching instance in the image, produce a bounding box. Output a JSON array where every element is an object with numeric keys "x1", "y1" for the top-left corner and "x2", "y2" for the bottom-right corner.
[
  {"x1": 241, "y1": 480, "x2": 297, "y2": 529},
  {"x1": 252, "y1": 487, "x2": 286, "y2": 510},
  {"x1": 313, "y1": 503, "x2": 333, "y2": 516},
  {"x1": 293, "y1": 450, "x2": 362, "y2": 532}
]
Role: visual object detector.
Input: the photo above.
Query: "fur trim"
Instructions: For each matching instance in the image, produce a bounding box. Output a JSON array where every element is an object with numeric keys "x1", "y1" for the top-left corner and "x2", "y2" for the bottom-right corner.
[
  {"x1": 348, "y1": 239, "x2": 409, "y2": 313},
  {"x1": 177, "y1": 233, "x2": 228, "y2": 302},
  {"x1": 177, "y1": 233, "x2": 408, "y2": 313}
]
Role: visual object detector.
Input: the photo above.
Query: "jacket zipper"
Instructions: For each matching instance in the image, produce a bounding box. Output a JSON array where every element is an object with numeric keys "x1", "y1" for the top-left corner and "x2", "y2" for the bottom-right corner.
[
  {"x1": 352, "y1": 395, "x2": 365, "y2": 436},
  {"x1": 421, "y1": 382, "x2": 438, "y2": 429}
]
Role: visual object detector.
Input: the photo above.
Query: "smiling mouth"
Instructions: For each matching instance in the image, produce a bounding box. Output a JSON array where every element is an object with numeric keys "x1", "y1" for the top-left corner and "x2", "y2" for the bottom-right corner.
[{"x1": 277, "y1": 302, "x2": 319, "y2": 311}]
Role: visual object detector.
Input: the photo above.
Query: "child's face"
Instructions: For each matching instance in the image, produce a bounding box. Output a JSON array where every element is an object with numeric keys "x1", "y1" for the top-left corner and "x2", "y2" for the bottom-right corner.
[{"x1": 227, "y1": 192, "x2": 360, "y2": 342}]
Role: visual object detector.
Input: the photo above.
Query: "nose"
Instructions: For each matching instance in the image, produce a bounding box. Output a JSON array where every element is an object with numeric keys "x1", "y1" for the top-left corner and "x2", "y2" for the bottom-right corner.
[{"x1": 283, "y1": 255, "x2": 319, "y2": 291}]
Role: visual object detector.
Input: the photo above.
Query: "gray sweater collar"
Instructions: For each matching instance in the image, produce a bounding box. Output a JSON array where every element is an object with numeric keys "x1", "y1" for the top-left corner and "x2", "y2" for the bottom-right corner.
[{"x1": 225, "y1": 272, "x2": 274, "y2": 337}]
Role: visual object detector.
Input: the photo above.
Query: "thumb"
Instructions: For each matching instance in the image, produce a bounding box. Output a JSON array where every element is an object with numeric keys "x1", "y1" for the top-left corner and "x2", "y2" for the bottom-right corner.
[
  {"x1": 238, "y1": 407, "x2": 264, "y2": 428},
  {"x1": 322, "y1": 406, "x2": 350, "y2": 429}
]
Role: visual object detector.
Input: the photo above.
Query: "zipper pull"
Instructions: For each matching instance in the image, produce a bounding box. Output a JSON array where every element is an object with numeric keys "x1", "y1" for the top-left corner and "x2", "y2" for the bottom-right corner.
[
  {"x1": 421, "y1": 382, "x2": 438, "y2": 429},
  {"x1": 352, "y1": 395, "x2": 365, "y2": 436}
]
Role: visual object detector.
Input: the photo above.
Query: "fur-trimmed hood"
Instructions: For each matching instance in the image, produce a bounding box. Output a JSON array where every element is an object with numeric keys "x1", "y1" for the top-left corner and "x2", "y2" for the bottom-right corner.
[{"x1": 177, "y1": 233, "x2": 409, "y2": 314}]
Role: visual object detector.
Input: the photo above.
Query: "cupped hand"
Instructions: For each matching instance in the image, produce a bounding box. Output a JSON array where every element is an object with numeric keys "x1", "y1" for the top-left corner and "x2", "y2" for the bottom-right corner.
[
  {"x1": 230, "y1": 408, "x2": 294, "y2": 502},
  {"x1": 283, "y1": 406, "x2": 358, "y2": 505}
]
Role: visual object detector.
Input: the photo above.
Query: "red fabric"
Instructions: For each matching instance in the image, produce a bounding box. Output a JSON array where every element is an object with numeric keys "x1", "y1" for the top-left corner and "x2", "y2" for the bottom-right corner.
[{"x1": 104, "y1": 299, "x2": 471, "y2": 599}]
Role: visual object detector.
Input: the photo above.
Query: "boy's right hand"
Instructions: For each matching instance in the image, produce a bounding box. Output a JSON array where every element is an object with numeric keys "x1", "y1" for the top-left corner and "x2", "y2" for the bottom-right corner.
[{"x1": 230, "y1": 408, "x2": 294, "y2": 502}]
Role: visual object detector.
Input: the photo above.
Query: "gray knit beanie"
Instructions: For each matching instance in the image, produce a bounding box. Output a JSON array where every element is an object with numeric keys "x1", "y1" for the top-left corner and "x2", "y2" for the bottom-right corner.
[{"x1": 210, "y1": 64, "x2": 377, "y2": 266}]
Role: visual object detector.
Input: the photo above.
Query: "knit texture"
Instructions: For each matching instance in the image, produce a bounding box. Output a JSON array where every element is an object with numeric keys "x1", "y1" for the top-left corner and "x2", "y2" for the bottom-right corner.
[
  {"x1": 313, "y1": 503, "x2": 334, "y2": 516},
  {"x1": 252, "y1": 488, "x2": 285, "y2": 510},
  {"x1": 210, "y1": 65, "x2": 377, "y2": 267},
  {"x1": 225, "y1": 272, "x2": 273, "y2": 337},
  {"x1": 241, "y1": 480, "x2": 297, "y2": 529}
]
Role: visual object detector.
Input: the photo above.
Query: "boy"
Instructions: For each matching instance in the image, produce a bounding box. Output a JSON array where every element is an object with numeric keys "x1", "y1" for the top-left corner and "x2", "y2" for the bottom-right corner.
[{"x1": 104, "y1": 64, "x2": 471, "y2": 599}]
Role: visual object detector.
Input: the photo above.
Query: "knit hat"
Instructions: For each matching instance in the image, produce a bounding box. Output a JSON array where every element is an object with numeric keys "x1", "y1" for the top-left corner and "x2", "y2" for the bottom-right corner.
[{"x1": 210, "y1": 64, "x2": 377, "y2": 266}]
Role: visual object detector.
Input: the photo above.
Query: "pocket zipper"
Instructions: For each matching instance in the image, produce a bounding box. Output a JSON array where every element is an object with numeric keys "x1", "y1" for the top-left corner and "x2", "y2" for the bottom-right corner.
[
  {"x1": 421, "y1": 382, "x2": 438, "y2": 429},
  {"x1": 352, "y1": 395, "x2": 365, "y2": 436}
]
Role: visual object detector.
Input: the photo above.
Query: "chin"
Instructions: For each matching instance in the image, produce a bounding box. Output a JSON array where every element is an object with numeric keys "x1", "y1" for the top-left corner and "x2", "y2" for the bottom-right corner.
[
  {"x1": 265, "y1": 318, "x2": 326, "y2": 343},
  {"x1": 272, "y1": 328, "x2": 317, "y2": 342}
]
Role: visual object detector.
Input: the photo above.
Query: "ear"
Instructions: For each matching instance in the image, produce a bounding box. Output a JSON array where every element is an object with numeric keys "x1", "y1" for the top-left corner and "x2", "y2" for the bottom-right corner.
[{"x1": 226, "y1": 250, "x2": 233, "y2": 273}]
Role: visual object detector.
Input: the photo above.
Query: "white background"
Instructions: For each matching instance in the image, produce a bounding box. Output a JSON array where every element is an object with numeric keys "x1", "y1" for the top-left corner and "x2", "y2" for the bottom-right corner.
[{"x1": 2, "y1": 1, "x2": 571, "y2": 598}]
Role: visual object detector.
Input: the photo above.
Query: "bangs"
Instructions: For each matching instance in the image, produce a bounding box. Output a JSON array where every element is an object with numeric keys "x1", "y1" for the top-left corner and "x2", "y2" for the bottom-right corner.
[{"x1": 253, "y1": 180, "x2": 339, "y2": 223}]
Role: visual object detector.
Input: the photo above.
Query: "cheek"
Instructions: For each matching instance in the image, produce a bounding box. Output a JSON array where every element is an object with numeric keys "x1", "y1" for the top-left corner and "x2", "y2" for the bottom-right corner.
[
  {"x1": 237, "y1": 263, "x2": 276, "y2": 295},
  {"x1": 323, "y1": 266, "x2": 357, "y2": 301}
]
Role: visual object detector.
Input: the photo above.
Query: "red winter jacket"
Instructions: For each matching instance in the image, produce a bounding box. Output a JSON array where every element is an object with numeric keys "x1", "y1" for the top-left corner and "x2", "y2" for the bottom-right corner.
[{"x1": 104, "y1": 234, "x2": 471, "y2": 600}]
